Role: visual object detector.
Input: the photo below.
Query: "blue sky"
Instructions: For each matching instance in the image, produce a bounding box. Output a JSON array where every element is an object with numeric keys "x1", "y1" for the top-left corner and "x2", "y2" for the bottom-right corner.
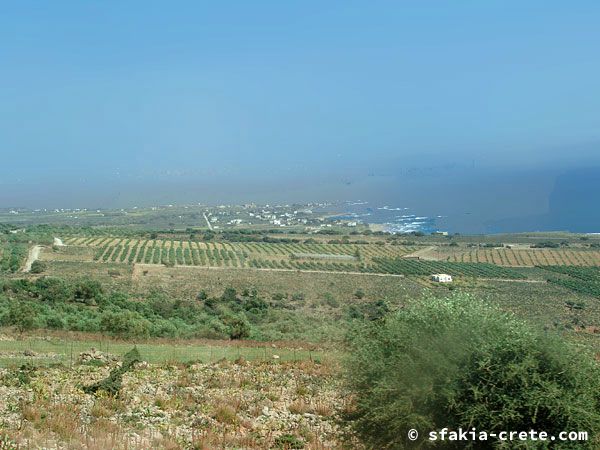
[{"x1": 1, "y1": 1, "x2": 600, "y2": 208}]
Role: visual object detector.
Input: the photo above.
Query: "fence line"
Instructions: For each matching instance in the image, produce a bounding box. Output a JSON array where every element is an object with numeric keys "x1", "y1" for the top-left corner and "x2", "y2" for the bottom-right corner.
[{"x1": 0, "y1": 338, "x2": 327, "y2": 368}]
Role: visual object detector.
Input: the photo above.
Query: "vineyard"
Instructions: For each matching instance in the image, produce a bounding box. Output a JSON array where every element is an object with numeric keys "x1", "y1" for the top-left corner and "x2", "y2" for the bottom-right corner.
[
  {"x1": 55, "y1": 236, "x2": 536, "y2": 279},
  {"x1": 33, "y1": 237, "x2": 600, "y2": 280},
  {"x1": 370, "y1": 257, "x2": 527, "y2": 279},
  {"x1": 0, "y1": 241, "x2": 27, "y2": 273},
  {"x1": 61, "y1": 236, "x2": 417, "y2": 273},
  {"x1": 542, "y1": 266, "x2": 600, "y2": 298},
  {"x1": 447, "y1": 248, "x2": 600, "y2": 267}
]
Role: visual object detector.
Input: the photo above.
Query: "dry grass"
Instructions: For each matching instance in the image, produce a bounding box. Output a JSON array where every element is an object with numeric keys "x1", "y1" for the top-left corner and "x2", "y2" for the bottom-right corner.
[
  {"x1": 1, "y1": 358, "x2": 347, "y2": 449},
  {"x1": 288, "y1": 399, "x2": 310, "y2": 414},
  {"x1": 20, "y1": 399, "x2": 82, "y2": 442},
  {"x1": 212, "y1": 404, "x2": 238, "y2": 425}
]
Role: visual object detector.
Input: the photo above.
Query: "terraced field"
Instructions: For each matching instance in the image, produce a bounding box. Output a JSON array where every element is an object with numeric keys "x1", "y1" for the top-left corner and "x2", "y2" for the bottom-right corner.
[
  {"x1": 447, "y1": 248, "x2": 600, "y2": 267},
  {"x1": 370, "y1": 257, "x2": 526, "y2": 279},
  {"x1": 61, "y1": 236, "x2": 417, "y2": 273}
]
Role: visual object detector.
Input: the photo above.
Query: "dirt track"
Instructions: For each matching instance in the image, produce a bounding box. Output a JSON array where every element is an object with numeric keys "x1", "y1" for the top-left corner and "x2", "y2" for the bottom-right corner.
[
  {"x1": 23, "y1": 245, "x2": 43, "y2": 272},
  {"x1": 131, "y1": 262, "x2": 406, "y2": 281}
]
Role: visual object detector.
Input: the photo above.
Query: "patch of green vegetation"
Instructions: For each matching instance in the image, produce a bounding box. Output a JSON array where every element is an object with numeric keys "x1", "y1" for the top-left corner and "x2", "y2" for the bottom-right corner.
[
  {"x1": 0, "y1": 276, "x2": 347, "y2": 342},
  {"x1": 30, "y1": 260, "x2": 46, "y2": 274},
  {"x1": 83, "y1": 347, "x2": 140, "y2": 396},
  {"x1": 370, "y1": 257, "x2": 526, "y2": 279},
  {"x1": 274, "y1": 434, "x2": 304, "y2": 449},
  {"x1": 345, "y1": 294, "x2": 600, "y2": 449},
  {"x1": 0, "y1": 242, "x2": 27, "y2": 273},
  {"x1": 542, "y1": 266, "x2": 600, "y2": 298}
]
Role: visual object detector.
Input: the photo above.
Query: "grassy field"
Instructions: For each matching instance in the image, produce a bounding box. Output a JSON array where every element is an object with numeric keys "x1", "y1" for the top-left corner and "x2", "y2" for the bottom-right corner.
[{"x1": 0, "y1": 334, "x2": 329, "y2": 368}]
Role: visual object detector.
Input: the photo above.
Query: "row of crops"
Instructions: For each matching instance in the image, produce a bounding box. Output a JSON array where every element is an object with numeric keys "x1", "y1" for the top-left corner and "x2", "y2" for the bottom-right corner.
[
  {"x1": 249, "y1": 259, "x2": 359, "y2": 272},
  {"x1": 541, "y1": 266, "x2": 600, "y2": 298},
  {"x1": 371, "y1": 257, "x2": 527, "y2": 279},
  {"x1": 66, "y1": 236, "x2": 415, "y2": 261},
  {"x1": 65, "y1": 236, "x2": 599, "y2": 279},
  {"x1": 91, "y1": 239, "x2": 248, "y2": 268},
  {"x1": 0, "y1": 242, "x2": 27, "y2": 273},
  {"x1": 449, "y1": 248, "x2": 600, "y2": 267}
]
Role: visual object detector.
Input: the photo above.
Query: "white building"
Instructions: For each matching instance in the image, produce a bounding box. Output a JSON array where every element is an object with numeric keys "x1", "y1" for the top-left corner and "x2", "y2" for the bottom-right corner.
[{"x1": 431, "y1": 274, "x2": 453, "y2": 283}]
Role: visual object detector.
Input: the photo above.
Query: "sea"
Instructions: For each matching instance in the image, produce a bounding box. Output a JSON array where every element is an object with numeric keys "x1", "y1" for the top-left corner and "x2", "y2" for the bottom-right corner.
[{"x1": 322, "y1": 201, "x2": 440, "y2": 234}]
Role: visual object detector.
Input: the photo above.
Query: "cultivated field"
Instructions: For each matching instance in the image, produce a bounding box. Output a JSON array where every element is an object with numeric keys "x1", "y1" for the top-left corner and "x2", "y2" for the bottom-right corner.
[
  {"x1": 447, "y1": 247, "x2": 600, "y2": 267},
  {"x1": 59, "y1": 236, "x2": 417, "y2": 273}
]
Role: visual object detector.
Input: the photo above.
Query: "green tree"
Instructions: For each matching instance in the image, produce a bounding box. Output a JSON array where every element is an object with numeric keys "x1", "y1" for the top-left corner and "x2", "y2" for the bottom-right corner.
[
  {"x1": 30, "y1": 260, "x2": 46, "y2": 274},
  {"x1": 7, "y1": 302, "x2": 37, "y2": 335},
  {"x1": 345, "y1": 294, "x2": 600, "y2": 449}
]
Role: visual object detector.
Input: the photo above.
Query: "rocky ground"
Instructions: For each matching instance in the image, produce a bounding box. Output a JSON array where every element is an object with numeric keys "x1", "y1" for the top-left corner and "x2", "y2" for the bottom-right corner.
[{"x1": 0, "y1": 353, "x2": 355, "y2": 449}]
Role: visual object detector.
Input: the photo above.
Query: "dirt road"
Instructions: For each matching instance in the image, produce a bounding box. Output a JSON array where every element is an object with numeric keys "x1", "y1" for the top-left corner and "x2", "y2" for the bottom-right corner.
[
  {"x1": 203, "y1": 213, "x2": 213, "y2": 230},
  {"x1": 131, "y1": 262, "x2": 406, "y2": 280},
  {"x1": 403, "y1": 246, "x2": 438, "y2": 260},
  {"x1": 23, "y1": 245, "x2": 43, "y2": 272}
]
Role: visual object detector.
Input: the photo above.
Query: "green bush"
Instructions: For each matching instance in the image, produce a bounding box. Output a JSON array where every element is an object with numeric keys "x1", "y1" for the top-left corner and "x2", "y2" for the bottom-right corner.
[
  {"x1": 84, "y1": 347, "x2": 141, "y2": 396},
  {"x1": 221, "y1": 313, "x2": 251, "y2": 340},
  {"x1": 322, "y1": 293, "x2": 339, "y2": 308},
  {"x1": 345, "y1": 294, "x2": 600, "y2": 449},
  {"x1": 29, "y1": 260, "x2": 46, "y2": 274},
  {"x1": 100, "y1": 310, "x2": 151, "y2": 339},
  {"x1": 274, "y1": 434, "x2": 304, "y2": 449},
  {"x1": 73, "y1": 278, "x2": 103, "y2": 303},
  {"x1": 6, "y1": 301, "x2": 38, "y2": 334}
]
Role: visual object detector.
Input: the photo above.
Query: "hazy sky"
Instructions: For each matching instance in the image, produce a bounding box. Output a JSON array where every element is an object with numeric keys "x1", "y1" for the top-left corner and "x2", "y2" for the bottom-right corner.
[{"x1": 1, "y1": 1, "x2": 600, "y2": 208}]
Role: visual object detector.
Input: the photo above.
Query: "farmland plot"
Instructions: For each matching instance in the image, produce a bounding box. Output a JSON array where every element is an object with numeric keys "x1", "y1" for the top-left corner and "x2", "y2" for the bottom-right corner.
[
  {"x1": 54, "y1": 236, "x2": 418, "y2": 274},
  {"x1": 371, "y1": 257, "x2": 526, "y2": 279},
  {"x1": 448, "y1": 248, "x2": 600, "y2": 267}
]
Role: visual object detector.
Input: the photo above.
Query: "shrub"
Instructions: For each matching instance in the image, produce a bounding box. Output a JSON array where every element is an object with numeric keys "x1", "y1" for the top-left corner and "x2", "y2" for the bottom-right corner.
[
  {"x1": 73, "y1": 278, "x2": 103, "y2": 303},
  {"x1": 322, "y1": 293, "x2": 339, "y2": 308},
  {"x1": 345, "y1": 294, "x2": 600, "y2": 449},
  {"x1": 274, "y1": 434, "x2": 304, "y2": 449},
  {"x1": 100, "y1": 310, "x2": 150, "y2": 339},
  {"x1": 6, "y1": 301, "x2": 37, "y2": 334},
  {"x1": 30, "y1": 260, "x2": 46, "y2": 274},
  {"x1": 221, "y1": 287, "x2": 237, "y2": 302},
  {"x1": 45, "y1": 315, "x2": 65, "y2": 329},
  {"x1": 221, "y1": 314, "x2": 251, "y2": 340},
  {"x1": 35, "y1": 277, "x2": 71, "y2": 302},
  {"x1": 84, "y1": 347, "x2": 141, "y2": 396}
]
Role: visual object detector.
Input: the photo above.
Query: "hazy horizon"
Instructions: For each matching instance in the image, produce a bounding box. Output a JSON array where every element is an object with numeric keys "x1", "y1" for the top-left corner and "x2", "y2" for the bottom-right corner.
[{"x1": 2, "y1": 2, "x2": 600, "y2": 231}]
